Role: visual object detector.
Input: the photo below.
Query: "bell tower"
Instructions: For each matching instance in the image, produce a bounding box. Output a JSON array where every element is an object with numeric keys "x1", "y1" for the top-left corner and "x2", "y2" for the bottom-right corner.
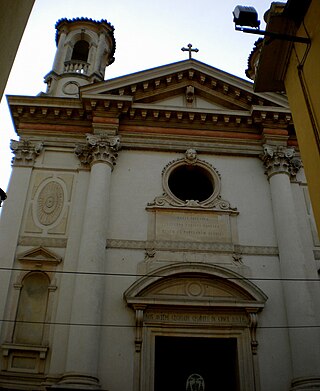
[{"x1": 44, "y1": 17, "x2": 115, "y2": 97}]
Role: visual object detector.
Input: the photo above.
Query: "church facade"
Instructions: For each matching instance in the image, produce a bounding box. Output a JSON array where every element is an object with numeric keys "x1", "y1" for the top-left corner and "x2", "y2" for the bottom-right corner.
[{"x1": 0, "y1": 18, "x2": 320, "y2": 391}]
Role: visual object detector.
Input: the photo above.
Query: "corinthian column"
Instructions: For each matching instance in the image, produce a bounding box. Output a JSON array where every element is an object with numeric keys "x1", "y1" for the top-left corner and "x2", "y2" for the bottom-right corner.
[
  {"x1": 61, "y1": 134, "x2": 120, "y2": 389},
  {"x1": 261, "y1": 144, "x2": 320, "y2": 388}
]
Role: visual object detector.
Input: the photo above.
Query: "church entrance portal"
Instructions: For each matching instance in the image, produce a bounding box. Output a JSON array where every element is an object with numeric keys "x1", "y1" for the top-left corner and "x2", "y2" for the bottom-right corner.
[
  {"x1": 124, "y1": 263, "x2": 267, "y2": 391},
  {"x1": 154, "y1": 336, "x2": 239, "y2": 391}
]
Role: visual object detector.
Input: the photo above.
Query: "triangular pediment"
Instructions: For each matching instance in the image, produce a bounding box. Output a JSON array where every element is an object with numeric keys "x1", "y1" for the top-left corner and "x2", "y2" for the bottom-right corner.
[
  {"x1": 81, "y1": 59, "x2": 289, "y2": 111},
  {"x1": 17, "y1": 246, "x2": 62, "y2": 266}
]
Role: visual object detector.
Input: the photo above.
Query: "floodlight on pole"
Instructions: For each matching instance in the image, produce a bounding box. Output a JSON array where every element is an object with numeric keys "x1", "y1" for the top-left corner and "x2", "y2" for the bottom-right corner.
[{"x1": 233, "y1": 5, "x2": 311, "y2": 44}]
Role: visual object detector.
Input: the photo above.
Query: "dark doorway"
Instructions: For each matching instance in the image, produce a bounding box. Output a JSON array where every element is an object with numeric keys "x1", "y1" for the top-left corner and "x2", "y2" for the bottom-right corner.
[{"x1": 154, "y1": 336, "x2": 239, "y2": 391}]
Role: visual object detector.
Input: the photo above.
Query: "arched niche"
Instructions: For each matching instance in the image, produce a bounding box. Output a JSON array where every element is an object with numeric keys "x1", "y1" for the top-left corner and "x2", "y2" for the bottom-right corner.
[
  {"x1": 124, "y1": 263, "x2": 267, "y2": 391},
  {"x1": 13, "y1": 272, "x2": 50, "y2": 345},
  {"x1": 1, "y1": 258, "x2": 58, "y2": 374}
]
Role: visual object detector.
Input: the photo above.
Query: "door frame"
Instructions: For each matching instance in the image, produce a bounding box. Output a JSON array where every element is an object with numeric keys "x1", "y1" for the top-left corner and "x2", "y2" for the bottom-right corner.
[{"x1": 141, "y1": 321, "x2": 253, "y2": 391}]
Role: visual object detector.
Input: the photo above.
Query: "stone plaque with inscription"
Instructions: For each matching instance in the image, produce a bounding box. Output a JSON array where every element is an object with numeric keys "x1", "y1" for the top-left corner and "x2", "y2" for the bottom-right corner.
[
  {"x1": 144, "y1": 310, "x2": 248, "y2": 327},
  {"x1": 154, "y1": 211, "x2": 232, "y2": 243}
]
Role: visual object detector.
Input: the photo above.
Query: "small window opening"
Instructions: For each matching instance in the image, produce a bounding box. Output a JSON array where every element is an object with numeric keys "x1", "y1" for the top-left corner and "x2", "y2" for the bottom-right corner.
[
  {"x1": 168, "y1": 165, "x2": 214, "y2": 202},
  {"x1": 71, "y1": 40, "x2": 89, "y2": 62}
]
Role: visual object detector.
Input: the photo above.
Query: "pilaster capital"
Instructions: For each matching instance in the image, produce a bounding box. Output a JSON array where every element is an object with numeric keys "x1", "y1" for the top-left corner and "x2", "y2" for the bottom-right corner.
[
  {"x1": 260, "y1": 144, "x2": 302, "y2": 179},
  {"x1": 75, "y1": 133, "x2": 121, "y2": 169},
  {"x1": 10, "y1": 139, "x2": 43, "y2": 166}
]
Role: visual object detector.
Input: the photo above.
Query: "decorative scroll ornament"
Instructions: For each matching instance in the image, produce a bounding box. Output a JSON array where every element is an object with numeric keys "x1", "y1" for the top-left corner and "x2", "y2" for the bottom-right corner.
[
  {"x1": 260, "y1": 144, "x2": 302, "y2": 179},
  {"x1": 248, "y1": 311, "x2": 259, "y2": 355},
  {"x1": 134, "y1": 306, "x2": 146, "y2": 353},
  {"x1": 10, "y1": 139, "x2": 43, "y2": 166},
  {"x1": 148, "y1": 149, "x2": 237, "y2": 213},
  {"x1": 75, "y1": 134, "x2": 121, "y2": 169}
]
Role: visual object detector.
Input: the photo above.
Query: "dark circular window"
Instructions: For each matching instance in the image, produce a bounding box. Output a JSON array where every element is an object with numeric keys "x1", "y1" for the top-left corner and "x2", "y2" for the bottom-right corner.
[{"x1": 168, "y1": 165, "x2": 214, "y2": 202}]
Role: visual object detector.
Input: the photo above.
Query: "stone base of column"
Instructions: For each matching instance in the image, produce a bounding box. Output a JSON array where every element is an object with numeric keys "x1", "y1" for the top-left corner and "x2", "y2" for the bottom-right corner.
[
  {"x1": 290, "y1": 376, "x2": 320, "y2": 390},
  {"x1": 48, "y1": 372, "x2": 101, "y2": 390}
]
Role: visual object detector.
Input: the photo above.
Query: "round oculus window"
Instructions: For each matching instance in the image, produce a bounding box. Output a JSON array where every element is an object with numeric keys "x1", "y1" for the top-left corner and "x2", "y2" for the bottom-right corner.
[{"x1": 168, "y1": 165, "x2": 214, "y2": 202}]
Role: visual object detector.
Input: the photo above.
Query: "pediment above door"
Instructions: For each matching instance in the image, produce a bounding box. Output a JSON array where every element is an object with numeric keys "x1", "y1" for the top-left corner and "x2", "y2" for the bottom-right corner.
[{"x1": 125, "y1": 262, "x2": 267, "y2": 310}]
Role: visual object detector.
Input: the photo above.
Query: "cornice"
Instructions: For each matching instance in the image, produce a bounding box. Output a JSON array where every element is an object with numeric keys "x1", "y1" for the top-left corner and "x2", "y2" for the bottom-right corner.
[
  {"x1": 82, "y1": 59, "x2": 288, "y2": 105},
  {"x1": 8, "y1": 96, "x2": 296, "y2": 156},
  {"x1": 81, "y1": 93, "x2": 133, "y2": 114},
  {"x1": 81, "y1": 60, "x2": 289, "y2": 109},
  {"x1": 9, "y1": 94, "x2": 292, "y2": 130},
  {"x1": 251, "y1": 105, "x2": 292, "y2": 125},
  {"x1": 81, "y1": 96, "x2": 292, "y2": 129},
  {"x1": 98, "y1": 71, "x2": 282, "y2": 109},
  {"x1": 7, "y1": 95, "x2": 89, "y2": 134},
  {"x1": 7, "y1": 95, "x2": 83, "y2": 108}
]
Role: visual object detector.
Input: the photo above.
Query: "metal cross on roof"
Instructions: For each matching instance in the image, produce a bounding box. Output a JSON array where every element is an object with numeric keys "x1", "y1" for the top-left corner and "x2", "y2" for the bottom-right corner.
[{"x1": 181, "y1": 43, "x2": 199, "y2": 59}]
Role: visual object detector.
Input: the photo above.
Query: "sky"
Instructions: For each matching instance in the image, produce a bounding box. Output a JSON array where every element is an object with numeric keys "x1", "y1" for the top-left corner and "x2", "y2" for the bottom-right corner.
[{"x1": 0, "y1": 0, "x2": 273, "y2": 191}]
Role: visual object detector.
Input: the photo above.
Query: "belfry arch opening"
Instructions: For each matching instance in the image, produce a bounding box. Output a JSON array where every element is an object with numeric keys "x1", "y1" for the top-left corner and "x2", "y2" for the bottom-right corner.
[{"x1": 71, "y1": 40, "x2": 89, "y2": 62}]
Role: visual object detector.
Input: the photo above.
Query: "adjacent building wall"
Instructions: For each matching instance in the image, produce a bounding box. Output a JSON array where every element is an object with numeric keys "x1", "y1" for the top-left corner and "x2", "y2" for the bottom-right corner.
[
  {"x1": 0, "y1": 0, "x2": 35, "y2": 101},
  {"x1": 284, "y1": 0, "x2": 320, "y2": 236}
]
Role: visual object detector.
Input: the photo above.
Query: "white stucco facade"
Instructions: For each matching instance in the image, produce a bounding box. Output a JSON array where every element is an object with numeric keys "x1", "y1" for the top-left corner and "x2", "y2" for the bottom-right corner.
[{"x1": 0, "y1": 18, "x2": 320, "y2": 391}]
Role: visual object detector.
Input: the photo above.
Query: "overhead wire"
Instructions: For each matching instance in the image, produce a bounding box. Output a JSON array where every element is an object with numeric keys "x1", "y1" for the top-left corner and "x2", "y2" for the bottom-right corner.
[
  {"x1": 1, "y1": 318, "x2": 320, "y2": 330},
  {"x1": 0, "y1": 265, "x2": 319, "y2": 282}
]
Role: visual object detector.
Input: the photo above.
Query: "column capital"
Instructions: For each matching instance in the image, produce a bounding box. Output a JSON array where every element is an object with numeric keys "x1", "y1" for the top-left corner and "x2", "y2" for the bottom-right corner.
[
  {"x1": 10, "y1": 139, "x2": 43, "y2": 166},
  {"x1": 260, "y1": 144, "x2": 302, "y2": 179},
  {"x1": 75, "y1": 133, "x2": 121, "y2": 169}
]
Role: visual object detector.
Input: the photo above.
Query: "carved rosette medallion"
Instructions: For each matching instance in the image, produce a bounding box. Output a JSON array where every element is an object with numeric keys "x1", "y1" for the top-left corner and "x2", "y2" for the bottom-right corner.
[
  {"x1": 37, "y1": 181, "x2": 64, "y2": 226},
  {"x1": 75, "y1": 134, "x2": 121, "y2": 169},
  {"x1": 260, "y1": 144, "x2": 302, "y2": 179},
  {"x1": 10, "y1": 139, "x2": 43, "y2": 166}
]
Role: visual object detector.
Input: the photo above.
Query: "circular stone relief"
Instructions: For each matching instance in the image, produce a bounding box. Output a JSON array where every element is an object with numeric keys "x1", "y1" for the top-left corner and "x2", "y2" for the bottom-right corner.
[
  {"x1": 62, "y1": 81, "x2": 80, "y2": 96},
  {"x1": 37, "y1": 181, "x2": 64, "y2": 226},
  {"x1": 186, "y1": 282, "x2": 203, "y2": 297}
]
